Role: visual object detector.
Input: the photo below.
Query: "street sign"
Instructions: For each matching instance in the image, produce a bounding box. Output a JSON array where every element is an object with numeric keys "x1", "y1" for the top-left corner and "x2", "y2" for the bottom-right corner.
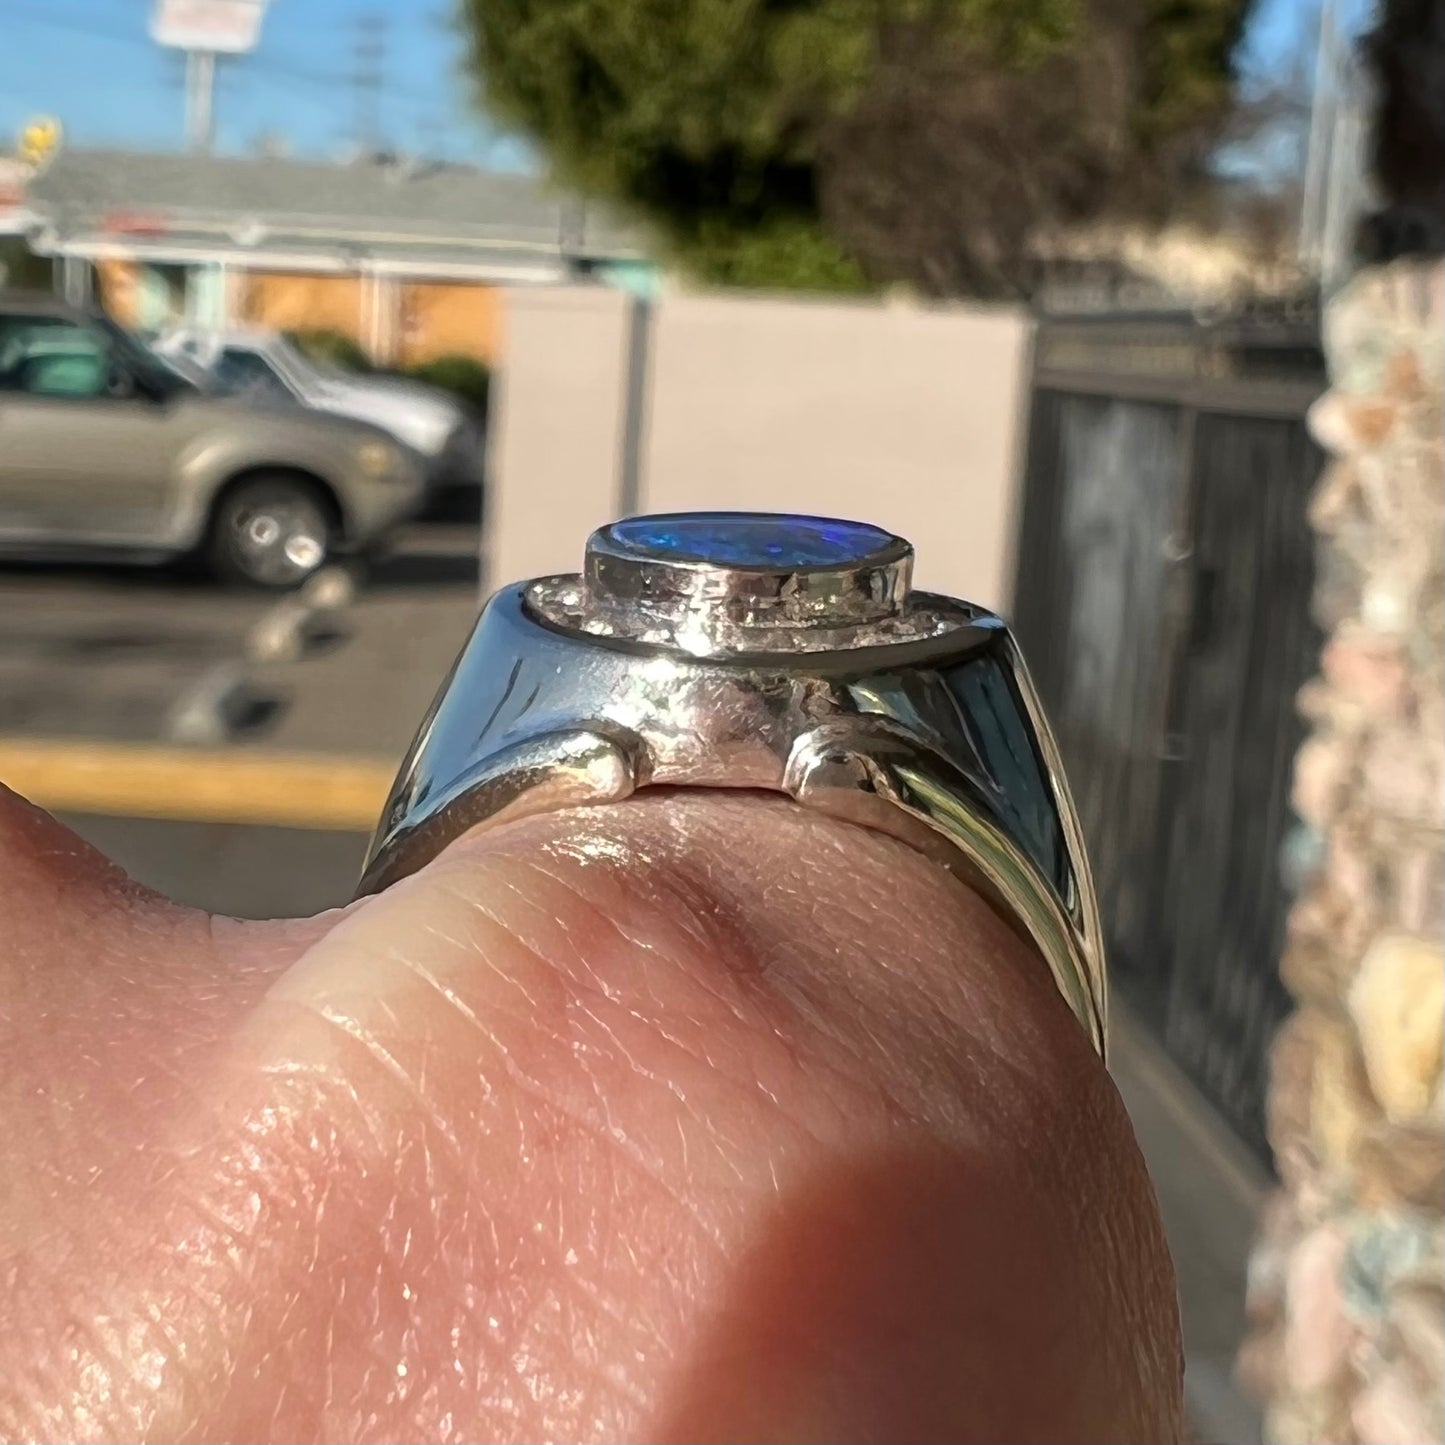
[{"x1": 150, "y1": 0, "x2": 269, "y2": 54}]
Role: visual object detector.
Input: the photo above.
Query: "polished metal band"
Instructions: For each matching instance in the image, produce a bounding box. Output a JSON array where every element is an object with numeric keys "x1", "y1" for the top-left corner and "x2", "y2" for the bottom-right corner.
[{"x1": 356, "y1": 515, "x2": 1107, "y2": 1057}]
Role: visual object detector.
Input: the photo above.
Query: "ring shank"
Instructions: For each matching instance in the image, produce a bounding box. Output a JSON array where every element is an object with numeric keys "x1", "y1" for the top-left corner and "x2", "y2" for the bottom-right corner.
[{"x1": 357, "y1": 584, "x2": 1107, "y2": 1057}]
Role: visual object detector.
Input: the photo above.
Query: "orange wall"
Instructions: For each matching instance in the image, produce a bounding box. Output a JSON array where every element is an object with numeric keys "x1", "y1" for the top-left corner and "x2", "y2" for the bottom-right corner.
[
  {"x1": 239, "y1": 272, "x2": 365, "y2": 340},
  {"x1": 232, "y1": 272, "x2": 501, "y2": 364},
  {"x1": 94, "y1": 258, "x2": 142, "y2": 327},
  {"x1": 399, "y1": 283, "x2": 502, "y2": 365},
  {"x1": 86, "y1": 259, "x2": 504, "y2": 366}
]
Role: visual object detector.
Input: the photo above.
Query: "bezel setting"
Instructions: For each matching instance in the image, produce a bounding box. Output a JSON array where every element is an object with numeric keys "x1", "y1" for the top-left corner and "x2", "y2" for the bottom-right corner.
[{"x1": 525, "y1": 511, "x2": 969, "y2": 656}]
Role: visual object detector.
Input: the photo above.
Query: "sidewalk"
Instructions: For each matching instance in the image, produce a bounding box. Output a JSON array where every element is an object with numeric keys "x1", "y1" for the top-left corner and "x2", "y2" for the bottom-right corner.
[
  {"x1": 1111, "y1": 1004, "x2": 1269, "y2": 1444},
  {"x1": 0, "y1": 524, "x2": 482, "y2": 833}
]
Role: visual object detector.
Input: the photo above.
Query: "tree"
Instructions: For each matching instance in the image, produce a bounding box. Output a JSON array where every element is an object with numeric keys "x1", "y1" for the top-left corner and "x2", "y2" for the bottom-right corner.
[
  {"x1": 462, "y1": 0, "x2": 1251, "y2": 296},
  {"x1": 1358, "y1": 0, "x2": 1445, "y2": 260}
]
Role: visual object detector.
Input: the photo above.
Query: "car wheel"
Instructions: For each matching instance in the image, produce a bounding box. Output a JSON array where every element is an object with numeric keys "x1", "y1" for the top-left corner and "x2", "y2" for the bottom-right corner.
[{"x1": 206, "y1": 474, "x2": 333, "y2": 589}]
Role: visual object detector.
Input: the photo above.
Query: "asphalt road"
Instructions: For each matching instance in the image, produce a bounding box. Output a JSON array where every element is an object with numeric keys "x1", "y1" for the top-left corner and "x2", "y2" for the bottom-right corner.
[
  {"x1": 61, "y1": 812, "x2": 368, "y2": 917},
  {"x1": 0, "y1": 520, "x2": 483, "y2": 755},
  {"x1": 0, "y1": 558, "x2": 270, "y2": 739}
]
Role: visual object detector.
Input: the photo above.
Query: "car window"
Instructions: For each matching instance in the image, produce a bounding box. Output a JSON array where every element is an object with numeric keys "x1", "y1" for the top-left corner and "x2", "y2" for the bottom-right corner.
[
  {"x1": 0, "y1": 316, "x2": 113, "y2": 399},
  {"x1": 214, "y1": 347, "x2": 292, "y2": 400}
]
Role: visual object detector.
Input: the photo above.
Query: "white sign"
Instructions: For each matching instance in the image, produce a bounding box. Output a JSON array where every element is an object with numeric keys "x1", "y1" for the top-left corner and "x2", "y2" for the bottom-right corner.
[{"x1": 151, "y1": 0, "x2": 269, "y2": 53}]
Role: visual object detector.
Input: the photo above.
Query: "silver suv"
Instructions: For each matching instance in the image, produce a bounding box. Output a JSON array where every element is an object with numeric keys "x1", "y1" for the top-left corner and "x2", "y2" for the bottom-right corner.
[{"x1": 0, "y1": 295, "x2": 427, "y2": 587}]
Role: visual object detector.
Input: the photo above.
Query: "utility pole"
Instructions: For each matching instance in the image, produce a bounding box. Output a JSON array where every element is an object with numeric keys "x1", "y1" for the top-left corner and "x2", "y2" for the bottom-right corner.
[
  {"x1": 353, "y1": 13, "x2": 387, "y2": 155},
  {"x1": 186, "y1": 48, "x2": 217, "y2": 153},
  {"x1": 1299, "y1": 0, "x2": 1341, "y2": 279},
  {"x1": 1297, "y1": 0, "x2": 1374, "y2": 296}
]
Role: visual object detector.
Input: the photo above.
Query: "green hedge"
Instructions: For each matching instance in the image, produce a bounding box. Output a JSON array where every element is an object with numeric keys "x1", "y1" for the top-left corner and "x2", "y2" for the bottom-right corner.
[
  {"x1": 287, "y1": 327, "x2": 373, "y2": 373},
  {"x1": 401, "y1": 356, "x2": 490, "y2": 413},
  {"x1": 287, "y1": 330, "x2": 491, "y2": 415}
]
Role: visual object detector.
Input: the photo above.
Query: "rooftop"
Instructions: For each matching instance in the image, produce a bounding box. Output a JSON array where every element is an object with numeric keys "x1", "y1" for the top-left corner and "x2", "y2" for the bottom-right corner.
[{"x1": 26, "y1": 149, "x2": 650, "y2": 275}]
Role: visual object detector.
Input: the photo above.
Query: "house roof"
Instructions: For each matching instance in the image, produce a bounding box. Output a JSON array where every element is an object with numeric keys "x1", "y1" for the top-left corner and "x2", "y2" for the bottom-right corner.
[{"x1": 27, "y1": 148, "x2": 649, "y2": 271}]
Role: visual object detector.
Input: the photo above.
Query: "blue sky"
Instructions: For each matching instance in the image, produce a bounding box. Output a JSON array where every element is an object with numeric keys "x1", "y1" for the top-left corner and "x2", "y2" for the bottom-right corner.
[
  {"x1": 0, "y1": 0, "x2": 1336, "y2": 170},
  {"x1": 0, "y1": 0, "x2": 529, "y2": 165}
]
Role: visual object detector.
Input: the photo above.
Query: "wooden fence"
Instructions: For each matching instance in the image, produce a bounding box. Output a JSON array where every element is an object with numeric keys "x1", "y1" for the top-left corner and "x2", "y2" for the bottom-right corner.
[{"x1": 1012, "y1": 315, "x2": 1326, "y2": 1158}]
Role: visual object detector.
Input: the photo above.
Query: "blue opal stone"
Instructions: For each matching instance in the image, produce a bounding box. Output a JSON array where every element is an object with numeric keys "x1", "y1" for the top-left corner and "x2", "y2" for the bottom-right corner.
[{"x1": 609, "y1": 512, "x2": 892, "y2": 568}]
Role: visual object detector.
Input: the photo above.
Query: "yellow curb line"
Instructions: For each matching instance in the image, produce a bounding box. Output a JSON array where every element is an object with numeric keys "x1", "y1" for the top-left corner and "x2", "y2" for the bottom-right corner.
[{"x1": 0, "y1": 740, "x2": 395, "y2": 832}]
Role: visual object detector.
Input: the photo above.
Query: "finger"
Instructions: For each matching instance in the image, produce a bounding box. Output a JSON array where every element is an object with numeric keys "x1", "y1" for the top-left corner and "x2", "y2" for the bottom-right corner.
[
  {"x1": 0, "y1": 792, "x2": 1180, "y2": 1444},
  {"x1": 0, "y1": 787, "x2": 349, "y2": 1245},
  {"x1": 0, "y1": 782, "x2": 347, "y2": 990}
]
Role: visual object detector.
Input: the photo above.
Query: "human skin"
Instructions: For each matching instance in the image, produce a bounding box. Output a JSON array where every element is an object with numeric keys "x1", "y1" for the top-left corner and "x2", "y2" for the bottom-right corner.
[{"x1": 0, "y1": 783, "x2": 1182, "y2": 1444}]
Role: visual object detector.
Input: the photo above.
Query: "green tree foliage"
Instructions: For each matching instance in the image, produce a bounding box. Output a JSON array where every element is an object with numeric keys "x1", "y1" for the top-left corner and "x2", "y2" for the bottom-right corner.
[
  {"x1": 287, "y1": 327, "x2": 374, "y2": 373},
  {"x1": 463, "y1": 0, "x2": 1250, "y2": 296},
  {"x1": 289, "y1": 330, "x2": 493, "y2": 412},
  {"x1": 405, "y1": 355, "x2": 491, "y2": 413},
  {"x1": 1358, "y1": 0, "x2": 1445, "y2": 259}
]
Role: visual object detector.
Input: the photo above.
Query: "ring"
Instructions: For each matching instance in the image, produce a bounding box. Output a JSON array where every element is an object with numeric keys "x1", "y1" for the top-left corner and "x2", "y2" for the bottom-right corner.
[{"x1": 357, "y1": 512, "x2": 1108, "y2": 1056}]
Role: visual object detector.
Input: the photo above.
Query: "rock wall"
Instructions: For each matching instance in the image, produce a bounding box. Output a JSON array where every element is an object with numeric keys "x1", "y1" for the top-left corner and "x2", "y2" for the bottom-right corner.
[{"x1": 1239, "y1": 259, "x2": 1445, "y2": 1443}]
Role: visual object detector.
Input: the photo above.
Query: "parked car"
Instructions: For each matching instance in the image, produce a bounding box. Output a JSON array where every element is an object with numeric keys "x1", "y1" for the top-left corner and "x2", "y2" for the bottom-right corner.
[
  {"x1": 0, "y1": 295, "x2": 427, "y2": 588},
  {"x1": 150, "y1": 327, "x2": 485, "y2": 492}
]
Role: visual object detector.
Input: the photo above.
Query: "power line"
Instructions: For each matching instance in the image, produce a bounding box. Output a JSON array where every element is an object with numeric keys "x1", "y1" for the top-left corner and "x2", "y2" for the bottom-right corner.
[
  {"x1": 258, "y1": 46, "x2": 443, "y2": 109},
  {"x1": 2, "y1": 0, "x2": 474, "y2": 160},
  {"x1": 1, "y1": 0, "x2": 458, "y2": 109}
]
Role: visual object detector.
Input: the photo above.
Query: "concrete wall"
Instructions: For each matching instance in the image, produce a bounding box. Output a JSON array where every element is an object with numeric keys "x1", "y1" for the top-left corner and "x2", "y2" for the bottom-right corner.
[
  {"x1": 486, "y1": 285, "x2": 635, "y2": 591},
  {"x1": 487, "y1": 285, "x2": 1035, "y2": 612},
  {"x1": 641, "y1": 294, "x2": 1032, "y2": 607}
]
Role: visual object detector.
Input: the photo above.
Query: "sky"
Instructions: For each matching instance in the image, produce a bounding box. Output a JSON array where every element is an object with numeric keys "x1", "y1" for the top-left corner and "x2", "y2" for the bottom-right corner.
[
  {"x1": 0, "y1": 0, "x2": 1349, "y2": 172},
  {"x1": 0, "y1": 0, "x2": 530, "y2": 166}
]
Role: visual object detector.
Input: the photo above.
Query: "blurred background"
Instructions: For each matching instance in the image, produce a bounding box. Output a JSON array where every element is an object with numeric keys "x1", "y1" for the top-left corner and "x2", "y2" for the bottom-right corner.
[{"x1": 0, "y1": 0, "x2": 1441, "y2": 1441}]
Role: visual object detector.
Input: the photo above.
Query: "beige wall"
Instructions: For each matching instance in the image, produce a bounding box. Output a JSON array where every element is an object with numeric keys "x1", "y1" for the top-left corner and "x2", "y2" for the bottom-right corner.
[
  {"x1": 640, "y1": 294, "x2": 1032, "y2": 610},
  {"x1": 488, "y1": 285, "x2": 1034, "y2": 612},
  {"x1": 486, "y1": 286, "x2": 634, "y2": 590}
]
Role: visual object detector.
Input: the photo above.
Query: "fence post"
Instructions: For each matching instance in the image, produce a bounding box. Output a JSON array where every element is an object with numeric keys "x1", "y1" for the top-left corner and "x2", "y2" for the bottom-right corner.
[{"x1": 616, "y1": 295, "x2": 653, "y2": 519}]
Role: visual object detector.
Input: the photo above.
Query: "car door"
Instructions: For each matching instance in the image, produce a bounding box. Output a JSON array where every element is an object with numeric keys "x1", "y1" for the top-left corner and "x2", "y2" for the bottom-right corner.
[{"x1": 0, "y1": 312, "x2": 183, "y2": 545}]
